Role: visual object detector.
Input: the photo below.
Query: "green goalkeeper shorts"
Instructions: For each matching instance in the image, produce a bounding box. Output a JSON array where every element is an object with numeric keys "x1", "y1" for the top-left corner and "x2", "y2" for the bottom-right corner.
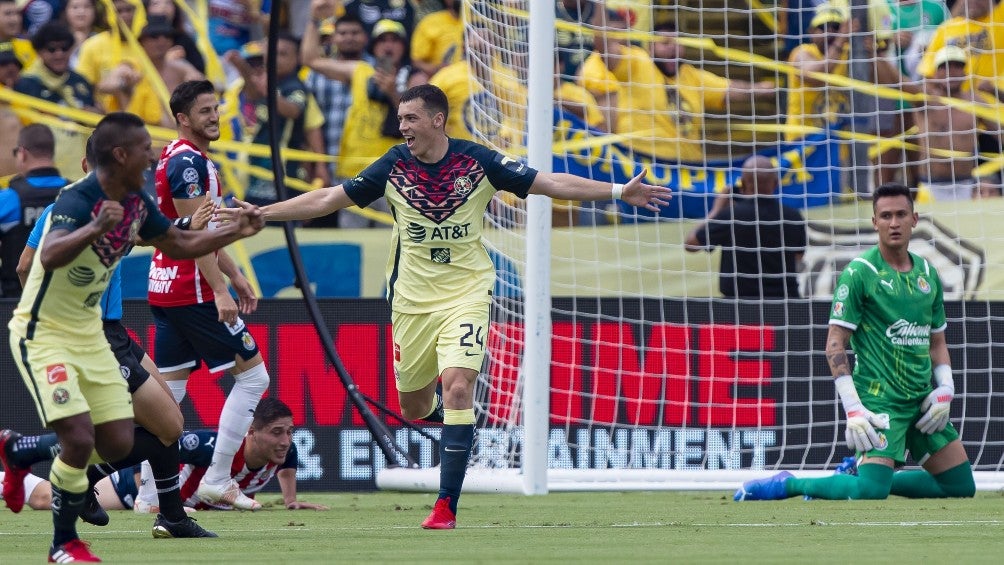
[{"x1": 861, "y1": 394, "x2": 959, "y2": 464}]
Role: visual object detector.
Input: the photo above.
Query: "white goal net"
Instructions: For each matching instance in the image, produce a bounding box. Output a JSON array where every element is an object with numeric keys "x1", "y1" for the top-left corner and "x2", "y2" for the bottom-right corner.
[{"x1": 377, "y1": 0, "x2": 1004, "y2": 493}]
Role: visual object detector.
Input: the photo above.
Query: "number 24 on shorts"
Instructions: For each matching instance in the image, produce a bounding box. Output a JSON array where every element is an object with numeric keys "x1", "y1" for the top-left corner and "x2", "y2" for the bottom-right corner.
[{"x1": 460, "y1": 323, "x2": 484, "y2": 356}]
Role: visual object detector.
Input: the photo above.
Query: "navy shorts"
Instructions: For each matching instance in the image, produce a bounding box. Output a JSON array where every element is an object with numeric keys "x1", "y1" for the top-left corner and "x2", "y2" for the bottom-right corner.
[
  {"x1": 152, "y1": 303, "x2": 260, "y2": 374},
  {"x1": 110, "y1": 465, "x2": 140, "y2": 509},
  {"x1": 104, "y1": 321, "x2": 151, "y2": 394}
]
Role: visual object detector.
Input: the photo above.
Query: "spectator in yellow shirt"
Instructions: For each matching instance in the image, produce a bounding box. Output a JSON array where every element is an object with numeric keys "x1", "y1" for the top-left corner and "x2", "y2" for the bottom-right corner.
[
  {"x1": 428, "y1": 23, "x2": 524, "y2": 147},
  {"x1": 0, "y1": 38, "x2": 22, "y2": 88},
  {"x1": 410, "y1": 0, "x2": 462, "y2": 78},
  {"x1": 784, "y1": 5, "x2": 900, "y2": 137},
  {"x1": 73, "y1": 0, "x2": 147, "y2": 113},
  {"x1": 917, "y1": 0, "x2": 1004, "y2": 95},
  {"x1": 133, "y1": 15, "x2": 203, "y2": 127},
  {"x1": 581, "y1": 12, "x2": 772, "y2": 162},
  {"x1": 785, "y1": 4, "x2": 853, "y2": 140},
  {"x1": 0, "y1": 0, "x2": 35, "y2": 67}
]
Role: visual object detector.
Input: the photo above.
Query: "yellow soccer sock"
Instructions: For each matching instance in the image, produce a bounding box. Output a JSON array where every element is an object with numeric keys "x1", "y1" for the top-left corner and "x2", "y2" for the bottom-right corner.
[{"x1": 50, "y1": 457, "x2": 89, "y2": 546}]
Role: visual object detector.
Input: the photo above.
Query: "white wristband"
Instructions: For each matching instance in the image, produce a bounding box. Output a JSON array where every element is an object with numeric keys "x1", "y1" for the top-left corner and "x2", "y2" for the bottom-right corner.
[
  {"x1": 611, "y1": 183, "x2": 624, "y2": 200},
  {"x1": 933, "y1": 364, "x2": 954, "y2": 391},
  {"x1": 834, "y1": 374, "x2": 863, "y2": 414}
]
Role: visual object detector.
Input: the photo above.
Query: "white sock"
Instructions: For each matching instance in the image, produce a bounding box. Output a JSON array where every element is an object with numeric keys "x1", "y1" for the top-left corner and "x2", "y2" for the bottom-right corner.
[
  {"x1": 203, "y1": 363, "x2": 269, "y2": 484},
  {"x1": 137, "y1": 460, "x2": 157, "y2": 505},
  {"x1": 167, "y1": 379, "x2": 189, "y2": 404}
]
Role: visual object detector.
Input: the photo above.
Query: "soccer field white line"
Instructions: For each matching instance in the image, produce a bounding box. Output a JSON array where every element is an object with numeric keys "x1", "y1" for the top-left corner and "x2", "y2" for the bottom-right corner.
[{"x1": 3, "y1": 519, "x2": 1001, "y2": 537}]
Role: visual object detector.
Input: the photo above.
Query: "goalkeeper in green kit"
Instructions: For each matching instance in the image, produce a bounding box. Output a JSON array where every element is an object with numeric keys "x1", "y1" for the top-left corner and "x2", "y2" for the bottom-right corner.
[{"x1": 735, "y1": 184, "x2": 975, "y2": 501}]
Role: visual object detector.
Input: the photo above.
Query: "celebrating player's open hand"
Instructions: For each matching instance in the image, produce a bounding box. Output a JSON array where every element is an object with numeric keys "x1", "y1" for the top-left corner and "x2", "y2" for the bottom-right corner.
[
  {"x1": 93, "y1": 200, "x2": 124, "y2": 233},
  {"x1": 620, "y1": 170, "x2": 673, "y2": 212}
]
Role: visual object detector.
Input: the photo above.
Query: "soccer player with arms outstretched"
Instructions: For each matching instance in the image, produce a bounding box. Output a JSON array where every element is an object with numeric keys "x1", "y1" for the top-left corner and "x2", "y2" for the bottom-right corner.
[
  {"x1": 252, "y1": 84, "x2": 672, "y2": 529},
  {"x1": 150, "y1": 80, "x2": 270, "y2": 511},
  {"x1": 735, "y1": 183, "x2": 976, "y2": 501},
  {"x1": 7, "y1": 112, "x2": 263, "y2": 562}
]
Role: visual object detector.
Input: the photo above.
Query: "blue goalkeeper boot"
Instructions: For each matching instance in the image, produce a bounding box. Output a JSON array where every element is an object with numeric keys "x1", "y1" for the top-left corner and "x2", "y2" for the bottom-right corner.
[
  {"x1": 734, "y1": 471, "x2": 793, "y2": 501},
  {"x1": 833, "y1": 456, "x2": 858, "y2": 476}
]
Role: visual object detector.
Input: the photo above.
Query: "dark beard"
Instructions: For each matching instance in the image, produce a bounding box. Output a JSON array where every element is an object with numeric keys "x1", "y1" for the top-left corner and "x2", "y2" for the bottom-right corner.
[{"x1": 657, "y1": 60, "x2": 677, "y2": 78}]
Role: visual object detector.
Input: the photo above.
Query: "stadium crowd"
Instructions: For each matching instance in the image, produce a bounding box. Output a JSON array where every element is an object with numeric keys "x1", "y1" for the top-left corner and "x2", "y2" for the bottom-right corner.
[
  {"x1": 1, "y1": 0, "x2": 1002, "y2": 216},
  {"x1": 0, "y1": 1, "x2": 996, "y2": 559}
]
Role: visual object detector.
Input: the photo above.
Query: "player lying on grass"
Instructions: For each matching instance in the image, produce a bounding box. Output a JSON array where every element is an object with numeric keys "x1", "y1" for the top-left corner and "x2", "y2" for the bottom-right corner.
[
  {"x1": 735, "y1": 184, "x2": 975, "y2": 502},
  {"x1": 1, "y1": 397, "x2": 328, "y2": 513}
]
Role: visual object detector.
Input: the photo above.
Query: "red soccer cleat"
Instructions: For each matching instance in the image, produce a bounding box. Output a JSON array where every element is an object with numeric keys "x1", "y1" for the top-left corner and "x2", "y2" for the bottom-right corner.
[
  {"x1": 421, "y1": 497, "x2": 456, "y2": 530},
  {"x1": 48, "y1": 539, "x2": 102, "y2": 562},
  {"x1": 1, "y1": 429, "x2": 29, "y2": 513}
]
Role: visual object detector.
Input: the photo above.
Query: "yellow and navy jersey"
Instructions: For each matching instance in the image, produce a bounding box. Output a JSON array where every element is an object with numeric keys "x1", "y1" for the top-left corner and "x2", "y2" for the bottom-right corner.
[
  {"x1": 343, "y1": 138, "x2": 537, "y2": 314},
  {"x1": 9, "y1": 174, "x2": 171, "y2": 345}
]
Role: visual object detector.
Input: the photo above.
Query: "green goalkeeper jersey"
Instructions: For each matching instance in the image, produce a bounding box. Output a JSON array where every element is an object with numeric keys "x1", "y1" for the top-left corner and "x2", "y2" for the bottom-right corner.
[{"x1": 828, "y1": 246, "x2": 946, "y2": 403}]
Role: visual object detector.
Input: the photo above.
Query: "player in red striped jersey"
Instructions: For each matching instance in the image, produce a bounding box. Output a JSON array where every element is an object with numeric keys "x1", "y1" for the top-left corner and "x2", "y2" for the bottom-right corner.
[
  {"x1": 170, "y1": 397, "x2": 328, "y2": 511},
  {"x1": 3, "y1": 398, "x2": 328, "y2": 513}
]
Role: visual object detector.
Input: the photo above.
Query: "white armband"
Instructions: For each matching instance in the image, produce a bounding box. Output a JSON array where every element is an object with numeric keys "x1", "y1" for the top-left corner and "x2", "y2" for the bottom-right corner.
[{"x1": 611, "y1": 183, "x2": 624, "y2": 200}]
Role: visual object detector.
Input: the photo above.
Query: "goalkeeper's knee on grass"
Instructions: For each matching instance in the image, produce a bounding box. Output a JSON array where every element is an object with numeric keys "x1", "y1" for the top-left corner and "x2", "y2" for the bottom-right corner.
[
  {"x1": 851, "y1": 464, "x2": 894, "y2": 499},
  {"x1": 935, "y1": 462, "x2": 976, "y2": 498}
]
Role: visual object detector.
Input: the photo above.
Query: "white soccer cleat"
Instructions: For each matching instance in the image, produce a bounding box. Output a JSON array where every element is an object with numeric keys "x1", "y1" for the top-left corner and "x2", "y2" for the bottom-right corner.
[{"x1": 196, "y1": 478, "x2": 261, "y2": 511}]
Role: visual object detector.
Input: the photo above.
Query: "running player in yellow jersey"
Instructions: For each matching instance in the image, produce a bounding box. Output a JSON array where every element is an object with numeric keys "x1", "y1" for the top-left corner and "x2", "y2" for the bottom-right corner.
[
  {"x1": 255, "y1": 84, "x2": 671, "y2": 530},
  {"x1": 8, "y1": 112, "x2": 264, "y2": 562}
]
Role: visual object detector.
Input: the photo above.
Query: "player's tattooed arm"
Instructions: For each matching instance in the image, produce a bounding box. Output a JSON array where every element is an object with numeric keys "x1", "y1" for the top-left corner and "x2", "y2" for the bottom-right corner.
[{"x1": 825, "y1": 324, "x2": 854, "y2": 377}]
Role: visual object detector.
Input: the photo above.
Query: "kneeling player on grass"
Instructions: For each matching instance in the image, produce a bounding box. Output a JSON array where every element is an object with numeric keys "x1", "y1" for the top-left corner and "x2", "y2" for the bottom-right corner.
[{"x1": 735, "y1": 184, "x2": 976, "y2": 501}]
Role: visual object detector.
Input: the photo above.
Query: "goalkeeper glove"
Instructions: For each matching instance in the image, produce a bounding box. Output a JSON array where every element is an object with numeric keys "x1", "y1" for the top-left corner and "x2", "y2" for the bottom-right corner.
[
  {"x1": 916, "y1": 364, "x2": 954, "y2": 435},
  {"x1": 835, "y1": 375, "x2": 889, "y2": 453}
]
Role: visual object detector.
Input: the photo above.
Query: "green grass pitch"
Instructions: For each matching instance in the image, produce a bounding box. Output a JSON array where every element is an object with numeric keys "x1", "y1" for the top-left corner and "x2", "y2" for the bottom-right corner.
[{"x1": 3, "y1": 491, "x2": 1003, "y2": 563}]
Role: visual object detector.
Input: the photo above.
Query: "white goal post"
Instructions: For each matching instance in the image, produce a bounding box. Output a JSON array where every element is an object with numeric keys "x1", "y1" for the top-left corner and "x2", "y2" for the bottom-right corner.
[{"x1": 377, "y1": 1, "x2": 1004, "y2": 493}]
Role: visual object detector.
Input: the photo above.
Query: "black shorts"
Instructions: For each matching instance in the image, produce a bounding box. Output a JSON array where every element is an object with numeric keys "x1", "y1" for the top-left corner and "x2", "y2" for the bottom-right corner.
[
  {"x1": 103, "y1": 320, "x2": 151, "y2": 394},
  {"x1": 151, "y1": 303, "x2": 261, "y2": 374}
]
